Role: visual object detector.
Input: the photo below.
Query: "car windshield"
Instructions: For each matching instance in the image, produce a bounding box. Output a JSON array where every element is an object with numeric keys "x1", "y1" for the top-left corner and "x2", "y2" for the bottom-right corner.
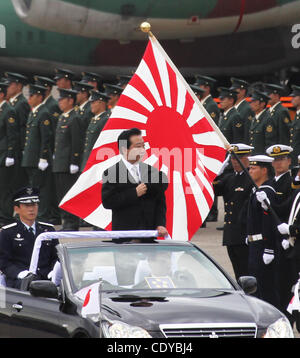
[{"x1": 66, "y1": 243, "x2": 233, "y2": 295}]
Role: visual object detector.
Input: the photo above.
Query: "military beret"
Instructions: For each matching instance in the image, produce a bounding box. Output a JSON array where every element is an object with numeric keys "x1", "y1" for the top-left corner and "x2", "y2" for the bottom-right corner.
[
  {"x1": 218, "y1": 87, "x2": 238, "y2": 99},
  {"x1": 230, "y1": 77, "x2": 249, "y2": 90},
  {"x1": 58, "y1": 88, "x2": 78, "y2": 101},
  {"x1": 54, "y1": 68, "x2": 75, "y2": 81},
  {"x1": 73, "y1": 80, "x2": 94, "y2": 93},
  {"x1": 13, "y1": 187, "x2": 40, "y2": 204},
  {"x1": 194, "y1": 75, "x2": 217, "y2": 87},
  {"x1": 266, "y1": 144, "x2": 293, "y2": 157},
  {"x1": 290, "y1": 85, "x2": 300, "y2": 97},
  {"x1": 190, "y1": 84, "x2": 205, "y2": 96},
  {"x1": 249, "y1": 89, "x2": 270, "y2": 103},
  {"x1": 90, "y1": 90, "x2": 110, "y2": 102},
  {"x1": 28, "y1": 84, "x2": 47, "y2": 96},
  {"x1": 4, "y1": 72, "x2": 28, "y2": 85},
  {"x1": 103, "y1": 83, "x2": 123, "y2": 96},
  {"x1": 230, "y1": 143, "x2": 254, "y2": 155},
  {"x1": 34, "y1": 75, "x2": 55, "y2": 88},
  {"x1": 263, "y1": 83, "x2": 286, "y2": 96}
]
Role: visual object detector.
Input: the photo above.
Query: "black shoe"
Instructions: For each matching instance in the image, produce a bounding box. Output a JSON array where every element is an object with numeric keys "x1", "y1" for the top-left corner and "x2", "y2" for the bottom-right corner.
[{"x1": 216, "y1": 226, "x2": 224, "y2": 231}]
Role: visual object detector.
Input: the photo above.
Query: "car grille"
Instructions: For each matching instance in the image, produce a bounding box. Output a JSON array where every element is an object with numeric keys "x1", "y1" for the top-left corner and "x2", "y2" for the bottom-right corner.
[{"x1": 160, "y1": 323, "x2": 257, "y2": 338}]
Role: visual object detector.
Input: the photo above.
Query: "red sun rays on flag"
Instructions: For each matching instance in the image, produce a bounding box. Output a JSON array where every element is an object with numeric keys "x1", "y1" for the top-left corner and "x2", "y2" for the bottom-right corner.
[{"x1": 60, "y1": 36, "x2": 227, "y2": 241}]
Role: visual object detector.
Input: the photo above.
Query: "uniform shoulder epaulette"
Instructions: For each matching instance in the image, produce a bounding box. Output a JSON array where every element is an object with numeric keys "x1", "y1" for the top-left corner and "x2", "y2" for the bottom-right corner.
[
  {"x1": 38, "y1": 221, "x2": 54, "y2": 227},
  {"x1": 1, "y1": 222, "x2": 17, "y2": 229}
]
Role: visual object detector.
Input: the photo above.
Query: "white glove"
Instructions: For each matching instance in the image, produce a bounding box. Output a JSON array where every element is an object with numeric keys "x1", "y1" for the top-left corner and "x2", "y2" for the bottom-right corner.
[
  {"x1": 17, "y1": 270, "x2": 30, "y2": 279},
  {"x1": 5, "y1": 157, "x2": 14, "y2": 167},
  {"x1": 277, "y1": 223, "x2": 290, "y2": 236},
  {"x1": 263, "y1": 253, "x2": 274, "y2": 265},
  {"x1": 38, "y1": 159, "x2": 49, "y2": 171},
  {"x1": 245, "y1": 237, "x2": 248, "y2": 245},
  {"x1": 256, "y1": 191, "x2": 270, "y2": 210},
  {"x1": 218, "y1": 155, "x2": 230, "y2": 176},
  {"x1": 281, "y1": 239, "x2": 290, "y2": 250},
  {"x1": 70, "y1": 164, "x2": 79, "y2": 174}
]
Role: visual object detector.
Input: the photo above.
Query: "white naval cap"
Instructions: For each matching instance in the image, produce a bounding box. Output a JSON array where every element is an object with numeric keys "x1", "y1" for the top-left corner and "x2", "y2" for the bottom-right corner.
[
  {"x1": 266, "y1": 144, "x2": 293, "y2": 157},
  {"x1": 230, "y1": 143, "x2": 254, "y2": 155},
  {"x1": 248, "y1": 155, "x2": 274, "y2": 165}
]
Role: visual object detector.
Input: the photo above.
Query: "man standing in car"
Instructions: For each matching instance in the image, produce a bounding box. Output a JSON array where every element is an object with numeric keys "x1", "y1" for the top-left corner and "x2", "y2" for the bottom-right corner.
[{"x1": 101, "y1": 128, "x2": 168, "y2": 237}]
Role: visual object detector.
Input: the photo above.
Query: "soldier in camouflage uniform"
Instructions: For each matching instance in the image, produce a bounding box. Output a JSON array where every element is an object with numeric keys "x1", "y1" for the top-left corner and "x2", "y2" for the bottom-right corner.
[
  {"x1": 230, "y1": 78, "x2": 255, "y2": 145},
  {"x1": 249, "y1": 90, "x2": 276, "y2": 155},
  {"x1": 52, "y1": 88, "x2": 82, "y2": 231},
  {"x1": 21, "y1": 84, "x2": 53, "y2": 223},
  {"x1": 0, "y1": 82, "x2": 18, "y2": 226}
]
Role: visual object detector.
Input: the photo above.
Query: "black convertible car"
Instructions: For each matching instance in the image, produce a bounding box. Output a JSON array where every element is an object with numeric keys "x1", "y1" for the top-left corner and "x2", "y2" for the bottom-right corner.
[{"x1": 0, "y1": 231, "x2": 294, "y2": 338}]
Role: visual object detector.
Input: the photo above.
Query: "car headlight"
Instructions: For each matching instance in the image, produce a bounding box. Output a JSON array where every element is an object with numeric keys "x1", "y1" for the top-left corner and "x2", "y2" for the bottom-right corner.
[
  {"x1": 264, "y1": 317, "x2": 294, "y2": 338},
  {"x1": 103, "y1": 320, "x2": 152, "y2": 338}
]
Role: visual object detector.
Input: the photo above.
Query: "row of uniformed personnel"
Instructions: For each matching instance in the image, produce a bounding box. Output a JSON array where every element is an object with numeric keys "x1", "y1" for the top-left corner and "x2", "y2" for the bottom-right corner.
[
  {"x1": 213, "y1": 142, "x2": 300, "y2": 327},
  {"x1": 190, "y1": 76, "x2": 300, "y2": 167},
  {"x1": 0, "y1": 69, "x2": 129, "y2": 231}
]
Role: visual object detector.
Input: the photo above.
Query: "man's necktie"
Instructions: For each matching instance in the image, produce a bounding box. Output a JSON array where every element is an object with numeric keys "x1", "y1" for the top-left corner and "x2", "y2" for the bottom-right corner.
[
  {"x1": 131, "y1": 165, "x2": 140, "y2": 183},
  {"x1": 28, "y1": 227, "x2": 35, "y2": 240}
]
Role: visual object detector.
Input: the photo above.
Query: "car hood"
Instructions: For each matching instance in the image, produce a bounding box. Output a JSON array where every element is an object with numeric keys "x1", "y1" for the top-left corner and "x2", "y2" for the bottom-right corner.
[{"x1": 101, "y1": 289, "x2": 282, "y2": 331}]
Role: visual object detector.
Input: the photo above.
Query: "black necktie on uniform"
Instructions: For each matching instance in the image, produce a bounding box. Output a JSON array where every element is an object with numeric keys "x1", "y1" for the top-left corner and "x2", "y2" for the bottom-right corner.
[{"x1": 28, "y1": 227, "x2": 35, "y2": 240}]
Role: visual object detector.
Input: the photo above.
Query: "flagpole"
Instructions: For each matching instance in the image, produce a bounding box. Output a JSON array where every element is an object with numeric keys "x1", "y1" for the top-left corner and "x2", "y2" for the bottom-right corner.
[
  {"x1": 140, "y1": 22, "x2": 282, "y2": 226},
  {"x1": 140, "y1": 22, "x2": 231, "y2": 151}
]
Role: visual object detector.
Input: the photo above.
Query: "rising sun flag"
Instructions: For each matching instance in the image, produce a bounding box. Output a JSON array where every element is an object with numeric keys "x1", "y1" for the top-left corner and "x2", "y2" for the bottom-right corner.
[{"x1": 59, "y1": 23, "x2": 230, "y2": 241}]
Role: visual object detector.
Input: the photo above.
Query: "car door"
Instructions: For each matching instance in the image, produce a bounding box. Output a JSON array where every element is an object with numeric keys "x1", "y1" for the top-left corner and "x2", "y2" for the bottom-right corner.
[
  {"x1": 0, "y1": 285, "x2": 11, "y2": 337},
  {"x1": 4, "y1": 287, "x2": 69, "y2": 338}
]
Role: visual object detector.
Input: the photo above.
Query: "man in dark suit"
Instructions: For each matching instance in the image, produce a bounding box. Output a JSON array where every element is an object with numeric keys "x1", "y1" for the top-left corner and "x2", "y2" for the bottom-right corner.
[
  {"x1": 0, "y1": 187, "x2": 57, "y2": 289},
  {"x1": 102, "y1": 128, "x2": 168, "y2": 236}
]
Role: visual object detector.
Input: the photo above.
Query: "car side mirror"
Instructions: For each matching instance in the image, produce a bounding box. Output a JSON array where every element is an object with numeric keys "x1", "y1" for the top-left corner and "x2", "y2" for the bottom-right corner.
[
  {"x1": 238, "y1": 276, "x2": 257, "y2": 295},
  {"x1": 29, "y1": 280, "x2": 58, "y2": 299}
]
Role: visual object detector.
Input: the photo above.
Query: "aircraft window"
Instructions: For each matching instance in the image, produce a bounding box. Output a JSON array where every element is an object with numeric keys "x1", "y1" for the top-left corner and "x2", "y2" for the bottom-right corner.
[
  {"x1": 27, "y1": 31, "x2": 33, "y2": 43},
  {"x1": 16, "y1": 31, "x2": 22, "y2": 44},
  {"x1": 39, "y1": 31, "x2": 46, "y2": 44}
]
